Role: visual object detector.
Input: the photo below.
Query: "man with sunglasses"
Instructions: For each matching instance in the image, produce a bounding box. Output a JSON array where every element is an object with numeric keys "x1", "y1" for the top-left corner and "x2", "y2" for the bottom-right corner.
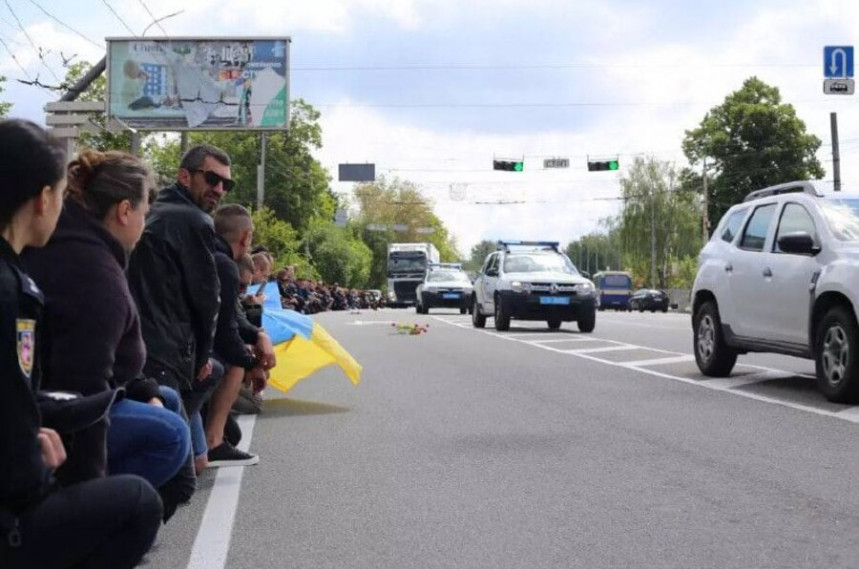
[{"x1": 128, "y1": 144, "x2": 234, "y2": 489}]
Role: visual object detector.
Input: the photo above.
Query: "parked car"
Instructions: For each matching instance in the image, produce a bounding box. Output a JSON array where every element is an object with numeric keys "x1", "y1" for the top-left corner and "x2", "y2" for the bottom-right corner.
[
  {"x1": 629, "y1": 289, "x2": 670, "y2": 312},
  {"x1": 691, "y1": 180, "x2": 859, "y2": 403}
]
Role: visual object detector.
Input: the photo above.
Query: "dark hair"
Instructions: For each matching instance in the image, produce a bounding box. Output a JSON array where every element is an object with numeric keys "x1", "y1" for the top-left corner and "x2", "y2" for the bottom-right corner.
[
  {"x1": 213, "y1": 203, "x2": 252, "y2": 242},
  {"x1": 237, "y1": 253, "x2": 254, "y2": 274},
  {"x1": 66, "y1": 149, "x2": 156, "y2": 220},
  {"x1": 179, "y1": 144, "x2": 231, "y2": 171},
  {"x1": 0, "y1": 119, "x2": 66, "y2": 230}
]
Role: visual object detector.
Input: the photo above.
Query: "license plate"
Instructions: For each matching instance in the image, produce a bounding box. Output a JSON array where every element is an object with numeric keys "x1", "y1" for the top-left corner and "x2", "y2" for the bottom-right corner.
[
  {"x1": 540, "y1": 296, "x2": 570, "y2": 305},
  {"x1": 443, "y1": 293, "x2": 460, "y2": 299}
]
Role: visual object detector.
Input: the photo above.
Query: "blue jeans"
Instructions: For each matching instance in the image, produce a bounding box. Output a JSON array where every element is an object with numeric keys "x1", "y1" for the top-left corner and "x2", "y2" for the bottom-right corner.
[{"x1": 107, "y1": 390, "x2": 191, "y2": 489}]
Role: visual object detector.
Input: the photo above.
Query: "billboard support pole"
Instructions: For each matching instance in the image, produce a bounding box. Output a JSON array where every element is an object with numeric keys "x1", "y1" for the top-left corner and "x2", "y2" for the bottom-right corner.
[
  {"x1": 256, "y1": 132, "x2": 266, "y2": 210},
  {"x1": 130, "y1": 132, "x2": 141, "y2": 157}
]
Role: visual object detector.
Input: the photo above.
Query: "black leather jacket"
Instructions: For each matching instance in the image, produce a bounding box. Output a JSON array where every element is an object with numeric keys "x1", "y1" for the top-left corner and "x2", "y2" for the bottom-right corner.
[{"x1": 127, "y1": 182, "x2": 220, "y2": 392}]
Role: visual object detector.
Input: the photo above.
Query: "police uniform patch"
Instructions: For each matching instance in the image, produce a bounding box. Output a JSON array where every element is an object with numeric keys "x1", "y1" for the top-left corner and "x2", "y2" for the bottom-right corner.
[{"x1": 16, "y1": 318, "x2": 35, "y2": 378}]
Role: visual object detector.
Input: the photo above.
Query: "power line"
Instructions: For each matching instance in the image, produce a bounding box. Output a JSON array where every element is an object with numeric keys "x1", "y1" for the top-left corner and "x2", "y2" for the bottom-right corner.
[
  {"x1": 291, "y1": 62, "x2": 818, "y2": 72},
  {"x1": 101, "y1": 0, "x2": 136, "y2": 36},
  {"x1": 26, "y1": 0, "x2": 102, "y2": 48},
  {"x1": 0, "y1": 36, "x2": 32, "y2": 80},
  {"x1": 3, "y1": 0, "x2": 61, "y2": 82},
  {"x1": 137, "y1": 0, "x2": 168, "y2": 37}
]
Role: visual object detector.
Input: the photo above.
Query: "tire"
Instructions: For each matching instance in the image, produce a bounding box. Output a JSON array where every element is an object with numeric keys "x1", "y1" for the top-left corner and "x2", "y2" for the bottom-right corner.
[
  {"x1": 815, "y1": 306, "x2": 859, "y2": 403},
  {"x1": 693, "y1": 301, "x2": 737, "y2": 377},
  {"x1": 547, "y1": 317, "x2": 562, "y2": 330},
  {"x1": 661, "y1": 307, "x2": 668, "y2": 313},
  {"x1": 415, "y1": 304, "x2": 422, "y2": 314},
  {"x1": 460, "y1": 307, "x2": 467, "y2": 315},
  {"x1": 471, "y1": 296, "x2": 486, "y2": 328},
  {"x1": 577, "y1": 307, "x2": 596, "y2": 333},
  {"x1": 494, "y1": 295, "x2": 511, "y2": 331}
]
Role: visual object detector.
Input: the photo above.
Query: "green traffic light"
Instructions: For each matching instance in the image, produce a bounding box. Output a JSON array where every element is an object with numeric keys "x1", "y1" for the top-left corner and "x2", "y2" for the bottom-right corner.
[
  {"x1": 514, "y1": 162, "x2": 523, "y2": 172},
  {"x1": 608, "y1": 160, "x2": 619, "y2": 170}
]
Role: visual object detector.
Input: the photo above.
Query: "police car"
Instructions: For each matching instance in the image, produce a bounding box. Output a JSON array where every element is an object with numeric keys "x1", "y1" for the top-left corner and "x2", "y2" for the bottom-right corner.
[
  {"x1": 471, "y1": 241, "x2": 598, "y2": 332},
  {"x1": 415, "y1": 263, "x2": 473, "y2": 314}
]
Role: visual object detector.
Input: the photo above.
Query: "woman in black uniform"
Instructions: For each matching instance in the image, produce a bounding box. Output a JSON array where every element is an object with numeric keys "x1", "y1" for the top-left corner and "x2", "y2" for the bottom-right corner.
[{"x1": 0, "y1": 119, "x2": 162, "y2": 568}]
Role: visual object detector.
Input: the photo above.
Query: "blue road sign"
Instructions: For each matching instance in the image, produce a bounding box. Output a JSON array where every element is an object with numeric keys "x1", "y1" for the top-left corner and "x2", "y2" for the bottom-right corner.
[{"x1": 824, "y1": 46, "x2": 854, "y2": 78}]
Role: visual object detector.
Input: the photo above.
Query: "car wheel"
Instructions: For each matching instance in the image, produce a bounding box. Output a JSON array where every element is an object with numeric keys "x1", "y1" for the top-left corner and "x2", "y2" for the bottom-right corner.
[
  {"x1": 471, "y1": 296, "x2": 486, "y2": 328},
  {"x1": 460, "y1": 307, "x2": 467, "y2": 315},
  {"x1": 547, "y1": 317, "x2": 562, "y2": 330},
  {"x1": 494, "y1": 295, "x2": 511, "y2": 331},
  {"x1": 662, "y1": 306, "x2": 668, "y2": 313},
  {"x1": 415, "y1": 304, "x2": 422, "y2": 314},
  {"x1": 577, "y1": 307, "x2": 596, "y2": 333},
  {"x1": 693, "y1": 300, "x2": 737, "y2": 377},
  {"x1": 815, "y1": 306, "x2": 859, "y2": 403}
]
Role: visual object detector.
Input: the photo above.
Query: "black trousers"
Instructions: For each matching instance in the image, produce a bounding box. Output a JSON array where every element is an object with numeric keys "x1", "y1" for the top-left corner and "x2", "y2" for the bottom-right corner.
[{"x1": 0, "y1": 474, "x2": 161, "y2": 569}]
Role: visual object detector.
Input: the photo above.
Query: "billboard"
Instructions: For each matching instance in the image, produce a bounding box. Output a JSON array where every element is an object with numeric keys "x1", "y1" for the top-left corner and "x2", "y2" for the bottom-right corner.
[{"x1": 106, "y1": 37, "x2": 290, "y2": 130}]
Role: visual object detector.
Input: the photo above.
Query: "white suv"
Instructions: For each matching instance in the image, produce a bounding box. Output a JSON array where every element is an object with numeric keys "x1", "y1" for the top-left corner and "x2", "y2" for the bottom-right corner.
[
  {"x1": 472, "y1": 241, "x2": 598, "y2": 332},
  {"x1": 691, "y1": 181, "x2": 859, "y2": 403}
]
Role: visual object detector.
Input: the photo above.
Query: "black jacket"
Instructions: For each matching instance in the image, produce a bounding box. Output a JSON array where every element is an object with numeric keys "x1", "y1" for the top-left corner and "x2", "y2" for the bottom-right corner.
[
  {"x1": 0, "y1": 237, "x2": 52, "y2": 514},
  {"x1": 128, "y1": 183, "x2": 220, "y2": 392},
  {"x1": 22, "y1": 200, "x2": 161, "y2": 402},
  {"x1": 213, "y1": 235, "x2": 260, "y2": 370}
]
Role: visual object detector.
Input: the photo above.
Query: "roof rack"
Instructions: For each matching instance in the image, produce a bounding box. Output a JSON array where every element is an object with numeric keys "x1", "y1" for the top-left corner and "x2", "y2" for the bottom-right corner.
[
  {"x1": 743, "y1": 181, "x2": 822, "y2": 202},
  {"x1": 496, "y1": 240, "x2": 561, "y2": 252}
]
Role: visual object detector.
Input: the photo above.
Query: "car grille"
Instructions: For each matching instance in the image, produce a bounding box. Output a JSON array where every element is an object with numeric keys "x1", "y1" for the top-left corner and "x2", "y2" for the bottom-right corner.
[
  {"x1": 394, "y1": 281, "x2": 418, "y2": 301},
  {"x1": 527, "y1": 283, "x2": 578, "y2": 296}
]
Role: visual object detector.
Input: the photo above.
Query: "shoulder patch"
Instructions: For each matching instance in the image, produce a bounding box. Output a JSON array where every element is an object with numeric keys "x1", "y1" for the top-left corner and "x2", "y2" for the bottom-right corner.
[{"x1": 16, "y1": 318, "x2": 36, "y2": 378}]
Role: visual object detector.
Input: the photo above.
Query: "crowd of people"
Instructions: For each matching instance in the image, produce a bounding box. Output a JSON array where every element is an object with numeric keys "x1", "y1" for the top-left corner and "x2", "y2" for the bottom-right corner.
[
  {"x1": 276, "y1": 271, "x2": 383, "y2": 314},
  {"x1": 0, "y1": 120, "x2": 288, "y2": 567}
]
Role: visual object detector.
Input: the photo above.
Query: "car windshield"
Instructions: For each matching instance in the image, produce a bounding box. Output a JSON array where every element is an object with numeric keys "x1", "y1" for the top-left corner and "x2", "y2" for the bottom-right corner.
[
  {"x1": 820, "y1": 198, "x2": 859, "y2": 241},
  {"x1": 503, "y1": 253, "x2": 578, "y2": 274},
  {"x1": 427, "y1": 271, "x2": 470, "y2": 283},
  {"x1": 388, "y1": 253, "x2": 427, "y2": 272}
]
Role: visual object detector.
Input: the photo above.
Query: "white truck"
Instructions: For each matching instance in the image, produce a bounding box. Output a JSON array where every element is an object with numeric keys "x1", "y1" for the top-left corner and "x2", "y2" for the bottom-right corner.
[{"x1": 386, "y1": 243, "x2": 441, "y2": 306}]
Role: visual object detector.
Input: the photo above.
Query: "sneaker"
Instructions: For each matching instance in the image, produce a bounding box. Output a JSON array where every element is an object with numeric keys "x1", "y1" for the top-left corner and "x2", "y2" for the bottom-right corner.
[{"x1": 207, "y1": 442, "x2": 259, "y2": 467}]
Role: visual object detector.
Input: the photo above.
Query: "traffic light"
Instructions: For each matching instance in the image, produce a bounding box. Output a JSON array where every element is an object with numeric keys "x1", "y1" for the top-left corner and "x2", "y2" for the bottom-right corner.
[
  {"x1": 493, "y1": 159, "x2": 524, "y2": 172},
  {"x1": 587, "y1": 159, "x2": 619, "y2": 172}
]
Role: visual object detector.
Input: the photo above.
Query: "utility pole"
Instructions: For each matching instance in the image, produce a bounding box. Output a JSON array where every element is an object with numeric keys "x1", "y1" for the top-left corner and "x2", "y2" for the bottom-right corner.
[
  {"x1": 256, "y1": 133, "x2": 266, "y2": 209},
  {"x1": 831, "y1": 112, "x2": 841, "y2": 192},
  {"x1": 650, "y1": 181, "x2": 657, "y2": 288}
]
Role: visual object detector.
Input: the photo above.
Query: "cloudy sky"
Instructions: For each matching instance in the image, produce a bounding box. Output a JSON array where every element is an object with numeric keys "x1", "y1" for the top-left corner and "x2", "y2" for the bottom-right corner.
[{"x1": 2, "y1": 0, "x2": 858, "y2": 256}]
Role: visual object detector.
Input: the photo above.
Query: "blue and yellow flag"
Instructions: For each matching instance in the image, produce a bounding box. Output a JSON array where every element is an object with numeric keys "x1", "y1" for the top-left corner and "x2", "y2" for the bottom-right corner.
[{"x1": 259, "y1": 282, "x2": 362, "y2": 392}]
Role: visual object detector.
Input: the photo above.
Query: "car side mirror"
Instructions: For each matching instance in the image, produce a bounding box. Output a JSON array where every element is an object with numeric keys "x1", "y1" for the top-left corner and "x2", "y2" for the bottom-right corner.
[
  {"x1": 777, "y1": 231, "x2": 821, "y2": 255},
  {"x1": 486, "y1": 268, "x2": 498, "y2": 277}
]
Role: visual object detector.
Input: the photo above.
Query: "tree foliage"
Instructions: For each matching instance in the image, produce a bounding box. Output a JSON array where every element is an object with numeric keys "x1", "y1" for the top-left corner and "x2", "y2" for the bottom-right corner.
[
  {"x1": 0, "y1": 76, "x2": 12, "y2": 117},
  {"x1": 302, "y1": 219, "x2": 373, "y2": 287},
  {"x1": 463, "y1": 240, "x2": 496, "y2": 271},
  {"x1": 352, "y1": 176, "x2": 460, "y2": 288},
  {"x1": 62, "y1": 61, "x2": 133, "y2": 152},
  {"x1": 250, "y1": 207, "x2": 315, "y2": 277},
  {"x1": 683, "y1": 76, "x2": 824, "y2": 227}
]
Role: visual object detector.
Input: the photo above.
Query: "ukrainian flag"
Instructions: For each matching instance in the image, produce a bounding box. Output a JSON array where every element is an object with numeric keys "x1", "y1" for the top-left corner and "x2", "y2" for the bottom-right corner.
[{"x1": 259, "y1": 282, "x2": 362, "y2": 392}]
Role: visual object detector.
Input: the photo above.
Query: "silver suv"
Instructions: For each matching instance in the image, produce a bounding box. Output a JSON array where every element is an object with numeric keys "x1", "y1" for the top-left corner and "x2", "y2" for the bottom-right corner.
[
  {"x1": 691, "y1": 181, "x2": 859, "y2": 403},
  {"x1": 471, "y1": 241, "x2": 598, "y2": 332}
]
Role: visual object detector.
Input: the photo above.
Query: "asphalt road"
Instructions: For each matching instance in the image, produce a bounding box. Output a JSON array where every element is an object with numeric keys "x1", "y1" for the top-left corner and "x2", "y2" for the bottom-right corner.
[{"x1": 146, "y1": 307, "x2": 859, "y2": 569}]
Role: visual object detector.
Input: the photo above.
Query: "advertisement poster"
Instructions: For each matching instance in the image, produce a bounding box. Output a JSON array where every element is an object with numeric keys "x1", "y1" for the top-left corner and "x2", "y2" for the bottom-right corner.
[{"x1": 107, "y1": 37, "x2": 290, "y2": 130}]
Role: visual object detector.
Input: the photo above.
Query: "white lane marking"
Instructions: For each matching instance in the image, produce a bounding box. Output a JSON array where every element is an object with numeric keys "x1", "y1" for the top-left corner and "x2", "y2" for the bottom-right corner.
[
  {"x1": 187, "y1": 415, "x2": 257, "y2": 569},
  {"x1": 704, "y1": 370, "x2": 797, "y2": 390},
  {"x1": 528, "y1": 337, "x2": 605, "y2": 344},
  {"x1": 619, "y1": 355, "x2": 696, "y2": 367},
  {"x1": 596, "y1": 319, "x2": 690, "y2": 331},
  {"x1": 348, "y1": 320, "x2": 397, "y2": 326},
  {"x1": 563, "y1": 345, "x2": 641, "y2": 355},
  {"x1": 430, "y1": 315, "x2": 859, "y2": 424}
]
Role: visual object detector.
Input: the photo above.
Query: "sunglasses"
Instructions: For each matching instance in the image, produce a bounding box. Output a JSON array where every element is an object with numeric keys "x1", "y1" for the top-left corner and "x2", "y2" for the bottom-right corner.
[{"x1": 192, "y1": 169, "x2": 235, "y2": 192}]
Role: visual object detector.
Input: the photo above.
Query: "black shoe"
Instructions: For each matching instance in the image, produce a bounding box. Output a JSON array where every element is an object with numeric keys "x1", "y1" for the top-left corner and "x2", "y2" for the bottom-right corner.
[{"x1": 207, "y1": 442, "x2": 259, "y2": 467}]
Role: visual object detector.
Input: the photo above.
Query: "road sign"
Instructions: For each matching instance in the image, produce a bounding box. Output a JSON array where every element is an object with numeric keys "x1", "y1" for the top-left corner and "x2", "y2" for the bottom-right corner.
[
  {"x1": 824, "y1": 46, "x2": 854, "y2": 78},
  {"x1": 543, "y1": 158, "x2": 570, "y2": 169},
  {"x1": 824, "y1": 78, "x2": 855, "y2": 95}
]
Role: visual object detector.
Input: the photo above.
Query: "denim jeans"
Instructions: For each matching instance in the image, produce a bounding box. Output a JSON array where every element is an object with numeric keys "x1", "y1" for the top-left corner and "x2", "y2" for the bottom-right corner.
[{"x1": 107, "y1": 392, "x2": 191, "y2": 489}]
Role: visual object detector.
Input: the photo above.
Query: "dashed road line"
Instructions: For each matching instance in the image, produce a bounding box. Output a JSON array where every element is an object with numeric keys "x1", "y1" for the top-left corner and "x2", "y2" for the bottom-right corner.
[
  {"x1": 431, "y1": 315, "x2": 859, "y2": 425},
  {"x1": 619, "y1": 355, "x2": 696, "y2": 367}
]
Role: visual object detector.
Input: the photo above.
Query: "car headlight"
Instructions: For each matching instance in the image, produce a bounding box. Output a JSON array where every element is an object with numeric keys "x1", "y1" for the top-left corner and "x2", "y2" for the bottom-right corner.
[
  {"x1": 511, "y1": 281, "x2": 531, "y2": 293},
  {"x1": 577, "y1": 282, "x2": 595, "y2": 294},
  {"x1": 424, "y1": 285, "x2": 437, "y2": 293}
]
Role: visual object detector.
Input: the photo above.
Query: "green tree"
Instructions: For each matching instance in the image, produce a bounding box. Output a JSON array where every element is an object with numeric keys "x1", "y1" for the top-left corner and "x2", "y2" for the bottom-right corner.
[
  {"x1": 0, "y1": 76, "x2": 12, "y2": 117},
  {"x1": 190, "y1": 99, "x2": 335, "y2": 233},
  {"x1": 618, "y1": 156, "x2": 701, "y2": 288},
  {"x1": 565, "y1": 222, "x2": 623, "y2": 276},
  {"x1": 462, "y1": 240, "x2": 496, "y2": 271},
  {"x1": 302, "y1": 219, "x2": 372, "y2": 287},
  {"x1": 683, "y1": 76, "x2": 824, "y2": 227},
  {"x1": 250, "y1": 207, "x2": 315, "y2": 277},
  {"x1": 353, "y1": 176, "x2": 460, "y2": 288}
]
